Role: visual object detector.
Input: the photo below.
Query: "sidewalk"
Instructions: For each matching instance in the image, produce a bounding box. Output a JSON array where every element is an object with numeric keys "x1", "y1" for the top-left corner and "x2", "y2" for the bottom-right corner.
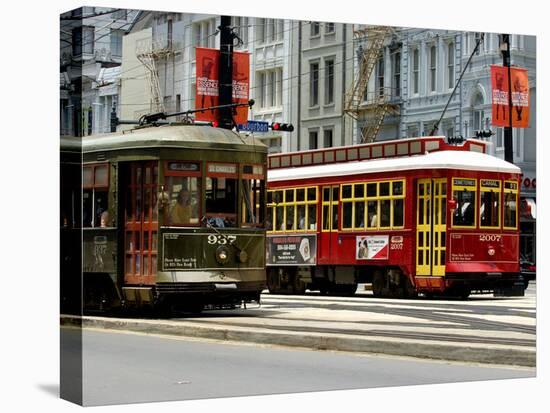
[{"x1": 60, "y1": 289, "x2": 536, "y2": 367}]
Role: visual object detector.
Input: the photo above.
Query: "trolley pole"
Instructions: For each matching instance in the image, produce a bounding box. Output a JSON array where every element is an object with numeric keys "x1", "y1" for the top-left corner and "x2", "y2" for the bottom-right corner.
[
  {"x1": 218, "y1": 16, "x2": 234, "y2": 130},
  {"x1": 501, "y1": 34, "x2": 514, "y2": 163}
]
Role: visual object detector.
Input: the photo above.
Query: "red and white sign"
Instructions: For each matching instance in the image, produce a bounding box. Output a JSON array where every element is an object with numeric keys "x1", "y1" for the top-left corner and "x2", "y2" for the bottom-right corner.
[
  {"x1": 356, "y1": 235, "x2": 389, "y2": 260},
  {"x1": 491, "y1": 65, "x2": 530, "y2": 128},
  {"x1": 195, "y1": 48, "x2": 250, "y2": 125}
]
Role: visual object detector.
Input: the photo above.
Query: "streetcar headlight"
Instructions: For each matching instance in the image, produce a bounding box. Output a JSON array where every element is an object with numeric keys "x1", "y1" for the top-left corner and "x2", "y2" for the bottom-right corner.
[{"x1": 215, "y1": 246, "x2": 230, "y2": 264}]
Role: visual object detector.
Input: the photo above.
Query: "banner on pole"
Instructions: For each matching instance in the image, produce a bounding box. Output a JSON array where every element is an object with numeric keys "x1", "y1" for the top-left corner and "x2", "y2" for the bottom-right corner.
[
  {"x1": 491, "y1": 65, "x2": 530, "y2": 128},
  {"x1": 195, "y1": 48, "x2": 250, "y2": 124}
]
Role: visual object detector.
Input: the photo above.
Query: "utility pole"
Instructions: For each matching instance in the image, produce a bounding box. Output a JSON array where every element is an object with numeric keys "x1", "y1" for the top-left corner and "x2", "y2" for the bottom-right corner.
[
  {"x1": 218, "y1": 16, "x2": 234, "y2": 130},
  {"x1": 501, "y1": 34, "x2": 514, "y2": 163}
]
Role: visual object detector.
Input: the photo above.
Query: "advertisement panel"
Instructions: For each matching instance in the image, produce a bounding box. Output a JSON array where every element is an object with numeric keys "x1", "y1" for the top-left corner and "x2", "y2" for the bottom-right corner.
[
  {"x1": 491, "y1": 65, "x2": 530, "y2": 128},
  {"x1": 195, "y1": 48, "x2": 250, "y2": 124},
  {"x1": 356, "y1": 235, "x2": 389, "y2": 260},
  {"x1": 266, "y1": 235, "x2": 317, "y2": 265}
]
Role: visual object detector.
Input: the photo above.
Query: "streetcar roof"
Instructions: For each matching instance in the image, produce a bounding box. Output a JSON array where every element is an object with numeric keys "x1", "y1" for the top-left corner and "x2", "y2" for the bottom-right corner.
[
  {"x1": 268, "y1": 150, "x2": 521, "y2": 182},
  {"x1": 81, "y1": 125, "x2": 267, "y2": 153}
]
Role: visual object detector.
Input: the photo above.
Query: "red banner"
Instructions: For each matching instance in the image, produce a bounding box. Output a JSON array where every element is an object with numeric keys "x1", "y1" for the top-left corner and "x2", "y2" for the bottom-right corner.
[
  {"x1": 195, "y1": 48, "x2": 250, "y2": 125},
  {"x1": 491, "y1": 65, "x2": 530, "y2": 128}
]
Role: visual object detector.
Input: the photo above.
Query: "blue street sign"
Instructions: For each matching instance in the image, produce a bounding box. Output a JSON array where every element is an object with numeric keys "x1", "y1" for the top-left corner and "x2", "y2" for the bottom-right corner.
[{"x1": 238, "y1": 120, "x2": 269, "y2": 133}]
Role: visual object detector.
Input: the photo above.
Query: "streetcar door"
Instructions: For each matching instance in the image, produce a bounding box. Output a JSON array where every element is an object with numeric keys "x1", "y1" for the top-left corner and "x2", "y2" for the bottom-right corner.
[
  {"x1": 124, "y1": 162, "x2": 159, "y2": 286},
  {"x1": 416, "y1": 178, "x2": 447, "y2": 276},
  {"x1": 319, "y1": 185, "x2": 339, "y2": 264}
]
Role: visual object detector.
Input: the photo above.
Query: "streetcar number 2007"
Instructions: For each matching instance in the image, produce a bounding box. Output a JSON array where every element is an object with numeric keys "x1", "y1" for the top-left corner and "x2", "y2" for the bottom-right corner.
[{"x1": 479, "y1": 234, "x2": 501, "y2": 242}]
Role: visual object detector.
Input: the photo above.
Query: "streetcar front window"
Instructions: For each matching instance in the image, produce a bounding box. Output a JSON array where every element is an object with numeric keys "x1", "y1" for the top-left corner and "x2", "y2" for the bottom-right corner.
[
  {"x1": 241, "y1": 164, "x2": 265, "y2": 228},
  {"x1": 205, "y1": 177, "x2": 237, "y2": 227},
  {"x1": 452, "y1": 178, "x2": 477, "y2": 227},
  {"x1": 503, "y1": 180, "x2": 519, "y2": 229},
  {"x1": 165, "y1": 176, "x2": 200, "y2": 226},
  {"x1": 480, "y1": 179, "x2": 501, "y2": 228}
]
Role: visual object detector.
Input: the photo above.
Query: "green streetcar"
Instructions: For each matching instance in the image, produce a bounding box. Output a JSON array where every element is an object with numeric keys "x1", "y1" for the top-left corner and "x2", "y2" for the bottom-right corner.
[{"x1": 61, "y1": 124, "x2": 267, "y2": 314}]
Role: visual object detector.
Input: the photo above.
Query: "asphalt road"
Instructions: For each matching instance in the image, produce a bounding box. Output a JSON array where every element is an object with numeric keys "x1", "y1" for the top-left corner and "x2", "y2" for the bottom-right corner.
[{"x1": 75, "y1": 328, "x2": 534, "y2": 406}]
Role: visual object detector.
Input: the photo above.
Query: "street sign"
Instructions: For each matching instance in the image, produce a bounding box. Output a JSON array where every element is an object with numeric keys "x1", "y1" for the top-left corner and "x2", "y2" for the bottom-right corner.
[{"x1": 238, "y1": 120, "x2": 269, "y2": 133}]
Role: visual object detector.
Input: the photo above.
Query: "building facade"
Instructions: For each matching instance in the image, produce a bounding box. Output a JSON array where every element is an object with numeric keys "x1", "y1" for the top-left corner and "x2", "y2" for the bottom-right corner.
[{"x1": 60, "y1": 7, "x2": 139, "y2": 137}]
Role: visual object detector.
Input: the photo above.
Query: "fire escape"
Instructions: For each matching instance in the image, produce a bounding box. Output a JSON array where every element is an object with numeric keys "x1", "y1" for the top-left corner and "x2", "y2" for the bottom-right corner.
[
  {"x1": 135, "y1": 17, "x2": 178, "y2": 114},
  {"x1": 344, "y1": 26, "x2": 399, "y2": 143}
]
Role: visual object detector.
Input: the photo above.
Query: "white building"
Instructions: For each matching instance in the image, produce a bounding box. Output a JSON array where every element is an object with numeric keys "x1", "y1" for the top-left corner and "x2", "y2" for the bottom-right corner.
[{"x1": 60, "y1": 7, "x2": 139, "y2": 136}]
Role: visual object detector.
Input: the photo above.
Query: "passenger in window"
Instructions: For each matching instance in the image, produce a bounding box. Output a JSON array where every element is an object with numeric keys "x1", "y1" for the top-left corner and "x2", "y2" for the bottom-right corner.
[
  {"x1": 95, "y1": 196, "x2": 107, "y2": 227},
  {"x1": 100, "y1": 210, "x2": 110, "y2": 228},
  {"x1": 298, "y1": 212, "x2": 306, "y2": 230},
  {"x1": 170, "y1": 189, "x2": 192, "y2": 225}
]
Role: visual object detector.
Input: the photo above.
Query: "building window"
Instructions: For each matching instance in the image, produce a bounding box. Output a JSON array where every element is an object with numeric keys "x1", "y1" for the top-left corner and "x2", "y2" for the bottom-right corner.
[
  {"x1": 167, "y1": 18, "x2": 173, "y2": 49},
  {"x1": 323, "y1": 129, "x2": 333, "y2": 148},
  {"x1": 429, "y1": 45, "x2": 437, "y2": 92},
  {"x1": 474, "y1": 32, "x2": 481, "y2": 55},
  {"x1": 392, "y1": 52, "x2": 401, "y2": 98},
  {"x1": 311, "y1": 22, "x2": 320, "y2": 37},
  {"x1": 193, "y1": 19, "x2": 216, "y2": 50},
  {"x1": 258, "y1": 69, "x2": 282, "y2": 109},
  {"x1": 412, "y1": 48, "x2": 419, "y2": 94},
  {"x1": 309, "y1": 130, "x2": 318, "y2": 149},
  {"x1": 324, "y1": 59, "x2": 334, "y2": 104},
  {"x1": 73, "y1": 26, "x2": 95, "y2": 56},
  {"x1": 447, "y1": 42, "x2": 455, "y2": 89},
  {"x1": 377, "y1": 56, "x2": 385, "y2": 98},
  {"x1": 276, "y1": 68, "x2": 283, "y2": 107},
  {"x1": 110, "y1": 29, "x2": 123, "y2": 57},
  {"x1": 496, "y1": 128, "x2": 504, "y2": 148},
  {"x1": 310, "y1": 62, "x2": 319, "y2": 106},
  {"x1": 113, "y1": 9, "x2": 127, "y2": 20},
  {"x1": 257, "y1": 18, "x2": 265, "y2": 43},
  {"x1": 325, "y1": 23, "x2": 335, "y2": 34},
  {"x1": 232, "y1": 16, "x2": 249, "y2": 48},
  {"x1": 276, "y1": 19, "x2": 284, "y2": 41},
  {"x1": 407, "y1": 124, "x2": 419, "y2": 138}
]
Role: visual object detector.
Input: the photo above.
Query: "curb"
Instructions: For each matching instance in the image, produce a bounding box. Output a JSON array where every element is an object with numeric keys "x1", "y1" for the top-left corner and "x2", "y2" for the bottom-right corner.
[{"x1": 61, "y1": 315, "x2": 536, "y2": 368}]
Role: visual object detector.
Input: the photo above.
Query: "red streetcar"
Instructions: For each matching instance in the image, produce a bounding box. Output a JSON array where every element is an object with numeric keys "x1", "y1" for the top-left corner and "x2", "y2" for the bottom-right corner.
[{"x1": 265, "y1": 136, "x2": 525, "y2": 299}]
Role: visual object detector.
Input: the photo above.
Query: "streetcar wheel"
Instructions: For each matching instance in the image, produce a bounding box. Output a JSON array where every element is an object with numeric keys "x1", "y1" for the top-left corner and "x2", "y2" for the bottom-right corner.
[
  {"x1": 292, "y1": 275, "x2": 306, "y2": 295},
  {"x1": 372, "y1": 271, "x2": 385, "y2": 297},
  {"x1": 267, "y1": 271, "x2": 280, "y2": 294}
]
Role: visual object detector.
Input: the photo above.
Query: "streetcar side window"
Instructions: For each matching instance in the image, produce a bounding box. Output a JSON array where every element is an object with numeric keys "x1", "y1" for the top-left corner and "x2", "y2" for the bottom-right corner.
[
  {"x1": 503, "y1": 180, "x2": 519, "y2": 229},
  {"x1": 341, "y1": 179, "x2": 405, "y2": 231},
  {"x1": 205, "y1": 163, "x2": 238, "y2": 228},
  {"x1": 480, "y1": 179, "x2": 501, "y2": 228},
  {"x1": 268, "y1": 186, "x2": 317, "y2": 233},
  {"x1": 241, "y1": 164, "x2": 265, "y2": 227},
  {"x1": 83, "y1": 163, "x2": 110, "y2": 228},
  {"x1": 452, "y1": 178, "x2": 477, "y2": 227},
  {"x1": 164, "y1": 161, "x2": 201, "y2": 227}
]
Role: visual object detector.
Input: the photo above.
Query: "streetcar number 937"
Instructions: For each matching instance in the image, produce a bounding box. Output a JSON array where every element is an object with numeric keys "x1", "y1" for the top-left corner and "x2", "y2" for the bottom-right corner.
[
  {"x1": 479, "y1": 234, "x2": 501, "y2": 242},
  {"x1": 207, "y1": 234, "x2": 237, "y2": 245}
]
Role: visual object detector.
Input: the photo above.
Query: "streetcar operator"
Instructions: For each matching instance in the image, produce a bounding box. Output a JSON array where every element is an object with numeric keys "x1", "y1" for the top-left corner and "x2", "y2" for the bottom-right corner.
[{"x1": 170, "y1": 189, "x2": 192, "y2": 225}]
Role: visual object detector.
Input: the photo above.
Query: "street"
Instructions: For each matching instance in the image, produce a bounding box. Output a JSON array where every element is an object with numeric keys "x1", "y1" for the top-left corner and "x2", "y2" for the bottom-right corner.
[
  {"x1": 61, "y1": 282, "x2": 537, "y2": 406},
  {"x1": 77, "y1": 327, "x2": 533, "y2": 406}
]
